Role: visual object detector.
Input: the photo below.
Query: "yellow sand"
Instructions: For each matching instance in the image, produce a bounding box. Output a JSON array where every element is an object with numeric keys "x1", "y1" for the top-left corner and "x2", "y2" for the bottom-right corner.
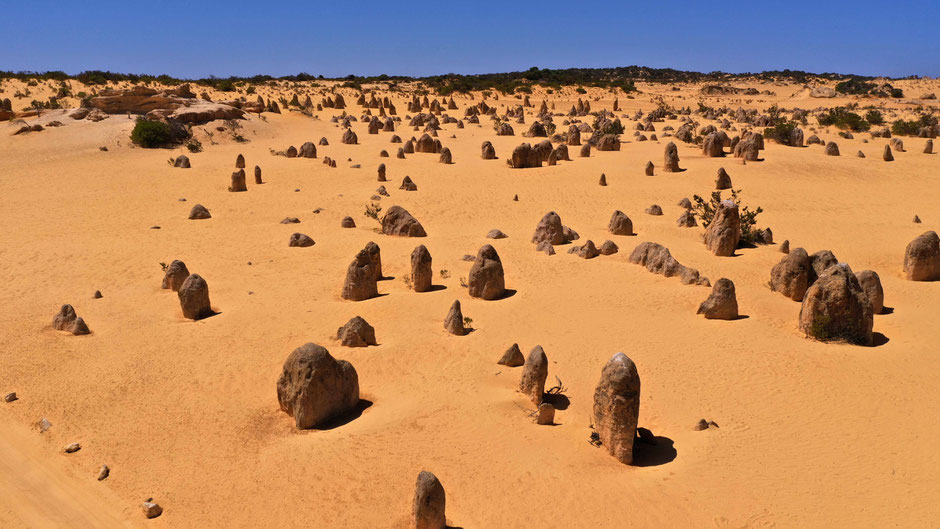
[{"x1": 1, "y1": 77, "x2": 938, "y2": 528}]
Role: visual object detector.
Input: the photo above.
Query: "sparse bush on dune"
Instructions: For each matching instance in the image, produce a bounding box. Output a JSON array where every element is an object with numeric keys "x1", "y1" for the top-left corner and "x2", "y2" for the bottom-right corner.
[
  {"x1": 891, "y1": 113, "x2": 937, "y2": 136},
  {"x1": 763, "y1": 121, "x2": 797, "y2": 145},
  {"x1": 130, "y1": 118, "x2": 173, "y2": 148},
  {"x1": 865, "y1": 109, "x2": 884, "y2": 125},
  {"x1": 818, "y1": 107, "x2": 870, "y2": 132},
  {"x1": 130, "y1": 118, "x2": 189, "y2": 148}
]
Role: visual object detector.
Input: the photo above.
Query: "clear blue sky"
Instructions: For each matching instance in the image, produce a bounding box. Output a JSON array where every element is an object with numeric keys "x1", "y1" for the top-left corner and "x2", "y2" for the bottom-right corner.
[{"x1": 1, "y1": 0, "x2": 935, "y2": 79}]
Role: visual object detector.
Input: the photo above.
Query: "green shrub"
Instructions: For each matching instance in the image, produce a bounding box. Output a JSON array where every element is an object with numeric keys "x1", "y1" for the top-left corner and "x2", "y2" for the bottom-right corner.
[
  {"x1": 864, "y1": 110, "x2": 884, "y2": 125},
  {"x1": 130, "y1": 118, "x2": 173, "y2": 148},
  {"x1": 691, "y1": 189, "x2": 764, "y2": 245},
  {"x1": 835, "y1": 78, "x2": 875, "y2": 95},
  {"x1": 891, "y1": 114, "x2": 937, "y2": 136},
  {"x1": 763, "y1": 121, "x2": 798, "y2": 145},
  {"x1": 216, "y1": 79, "x2": 235, "y2": 92},
  {"x1": 818, "y1": 107, "x2": 870, "y2": 132}
]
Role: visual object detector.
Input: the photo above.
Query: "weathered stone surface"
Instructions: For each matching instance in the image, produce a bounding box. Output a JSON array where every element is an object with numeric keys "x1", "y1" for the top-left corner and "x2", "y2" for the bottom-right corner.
[
  {"x1": 336, "y1": 316, "x2": 377, "y2": 347},
  {"x1": 509, "y1": 143, "x2": 541, "y2": 168},
  {"x1": 697, "y1": 278, "x2": 739, "y2": 320},
  {"x1": 178, "y1": 274, "x2": 212, "y2": 320},
  {"x1": 532, "y1": 212, "x2": 568, "y2": 245},
  {"x1": 593, "y1": 352, "x2": 640, "y2": 465},
  {"x1": 276, "y1": 343, "x2": 359, "y2": 428},
  {"x1": 289, "y1": 233, "x2": 315, "y2": 247},
  {"x1": 161, "y1": 260, "x2": 190, "y2": 291},
  {"x1": 599, "y1": 240, "x2": 619, "y2": 255},
  {"x1": 188, "y1": 204, "x2": 211, "y2": 220},
  {"x1": 770, "y1": 247, "x2": 811, "y2": 301},
  {"x1": 704, "y1": 200, "x2": 740, "y2": 256},
  {"x1": 52, "y1": 304, "x2": 90, "y2": 335},
  {"x1": 608, "y1": 211, "x2": 634, "y2": 236},
  {"x1": 628, "y1": 242, "x2": 710, "y2": 286},
  {"x1": 410, "y1": 245, "x2": 433, "y2": 292},
  {"x1": 444, "y1": 300, "x2": 466, "y2": 336},
  {"x1": 382, "y1": 206, "x2": 427, "y2": 237},
  {"x1": 903, "y1": 231, "x2": 940, "y2": 281},
  {"x1": 798, "y1": 264, "x2": 873, "y2": 345},
  {"x1": 577, "y1": 240, "x2": 600, "y2": 259},
  {"x1": 412, "y1": 470, "x2": 446, "y2": 529},
  {"x1": 468, "y1": 245, "x2": 506, "y2": 300},
  {"x1": 663, "y1": 142, "x2": 681, "y2": 172},
  {"x1": 855, "y1": 270, "x2": 885, "y2": 314},
  {"x1": 228, "y1": 169, "x2": 247, "y2": 192},
  {"x1": 341, "y1": 249, "x2": 379, "y2": 301},
  {"x1": 498, "y1": 343, "x2": 525, "y2": 367},
  {"x1": 519, "y1": 346, "x2": 548, "y2": 406}
]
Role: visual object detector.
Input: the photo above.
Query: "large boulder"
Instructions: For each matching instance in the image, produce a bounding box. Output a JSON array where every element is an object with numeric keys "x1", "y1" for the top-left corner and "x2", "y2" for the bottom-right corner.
[
  {"x1": 519, "y1": 345, "x2": 548, "y2": 406},
  {"x1": 468, "y1": 245, "x2": 506, "y2": 300},
  {"x1": 509, "y1": 143, "x2": 542, "y2": 168},
  {"x1": 531, "y1": 211, "x2": 568, "y2": 245},
  {"x1": 770, "y1": 247, "x2": 811, "y2": 301},
  {"x1": 903, "y1": 231, "x2": 940, "y2": 281},
  {"x1": 178, "y1": 274, "x2": 212, "y2": 320},
  {"x1": 855, "y1": 270, "x2": 885, "y2": 314},
  {"x1": 608, "y1": 211, "x2": 634, "y2": 236},
  {"x1": 704, "y1": 200, "x2": 740, "y2": 256},
  {"x1": 341, "y1": 249, "x2": 379, "y2": 301},
  {"x1": 593, "y1": 353, "x2": 640, "y2": 465},
  {"x1": 697, "y1": 278, "x2": 739, "y2": 319},
  {"x1": 412, "y1": 470, "x2": 446, "y2": 529},
  {"x1": 382, "y1": 206, "x2": 427, "y2": 237},
  {"x1": 276, "y1": 343, "x2": 359, "y2": 429},
  {"x1": 798, "y1": 264, "x2": 873, "y2": 345}
]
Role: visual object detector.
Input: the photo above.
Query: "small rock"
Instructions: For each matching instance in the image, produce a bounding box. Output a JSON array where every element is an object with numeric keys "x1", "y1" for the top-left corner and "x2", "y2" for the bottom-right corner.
[
  {"x1": 537, "y1": 403, "x2": 555, "y2": 425},
  {"x1": 38, "y1": 418, "x2": 52, "y2": 433},
  {"x1": 64, "y1": 443, "x2": 81, "y2": 453},
  {"x1": 498, "y1": 343, "x2": 525, "y2": 367},
  {"x1": 694, "y1": 419, "x2": 709, "y2": 431},
  {"x1": 142, "y1": 501, "x2": 163, "y2": 519},
  {"x1": 486, "y1": 229, "x2": 507, "y2": 239},
  {"x1": 98, "y1": 465, "x2": 110, "y2": 481},
  {"x1": 92, "y1": 290, "x2": 102, "y2": 299},
  {"x1": 280, "y1": 217, "x2": 300, "y2": 224},
  {"x1": 4, "y1": 392, "x2": 17, "y2": 403}
]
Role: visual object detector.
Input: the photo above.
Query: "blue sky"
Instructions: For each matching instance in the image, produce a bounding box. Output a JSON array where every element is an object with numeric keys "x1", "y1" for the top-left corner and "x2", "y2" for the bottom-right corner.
[{"x1": 1, "y1": 1, "x2": 935, "y2": 78}]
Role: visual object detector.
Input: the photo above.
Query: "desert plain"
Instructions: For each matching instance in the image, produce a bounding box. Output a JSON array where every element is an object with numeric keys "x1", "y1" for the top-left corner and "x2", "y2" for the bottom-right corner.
[{"x1": 0, "y1": 73, "x2": 939, "y2": 528}]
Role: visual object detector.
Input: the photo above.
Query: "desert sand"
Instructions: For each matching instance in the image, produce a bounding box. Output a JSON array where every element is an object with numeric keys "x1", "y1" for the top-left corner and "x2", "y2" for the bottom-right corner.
[{"x1": 1, "y1": 75, "x2": 939, "y2": 528}]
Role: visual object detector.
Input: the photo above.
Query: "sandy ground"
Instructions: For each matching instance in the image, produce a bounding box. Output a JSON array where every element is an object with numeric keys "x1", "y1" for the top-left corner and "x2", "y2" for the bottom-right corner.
[{"x1": 1, "y1": 77, "x2": 939, "y2": 528}]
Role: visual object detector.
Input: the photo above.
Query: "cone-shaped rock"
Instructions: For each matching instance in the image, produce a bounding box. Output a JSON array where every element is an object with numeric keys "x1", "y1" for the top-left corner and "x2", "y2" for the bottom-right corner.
[{"x1": 697, "y1": 278, "x2": 739, "y2": 319}]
